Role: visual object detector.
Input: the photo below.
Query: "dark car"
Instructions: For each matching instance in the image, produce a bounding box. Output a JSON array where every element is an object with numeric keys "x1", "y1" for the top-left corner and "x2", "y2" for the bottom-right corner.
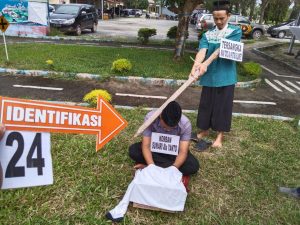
[
  {"x1": 121, "y1": 9, "x2": 142, "y2": 17},
  {"x1": 50, "y1": 4, "x2": 98, "y2": 35},
  {"x1": 267, "y1": 20, "x2": 297, "y2": 38}
]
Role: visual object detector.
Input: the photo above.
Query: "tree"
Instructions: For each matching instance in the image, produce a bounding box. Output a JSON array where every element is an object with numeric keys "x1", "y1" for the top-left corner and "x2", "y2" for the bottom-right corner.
[
  {"x1": 289, "y1": 0, "x2": 300, "y2": 20},
  {"x1": 138, "y1": 0, "x2": 149, "y2": 9},
  {"x1": 165, "y1": 0, "x2": 203, "y2": 60},
  {"x1": 264, "y1": 0, "x2": 290, "y2": 24},
  {"x1": 248, "y1": 0, "x2": 256, "y2": 21},
  {"x1": 125, "y1": 0, "x2": 149, "y2": 9},
  {"x1": 259, "y1": 0, "x2": 271, "y2": 24}
]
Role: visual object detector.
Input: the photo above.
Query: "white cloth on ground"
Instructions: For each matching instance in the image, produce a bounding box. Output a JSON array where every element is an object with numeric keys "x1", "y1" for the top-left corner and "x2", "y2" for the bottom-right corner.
[{"x1": 108, "y1": 164, "x2": 187, "y2": 219}]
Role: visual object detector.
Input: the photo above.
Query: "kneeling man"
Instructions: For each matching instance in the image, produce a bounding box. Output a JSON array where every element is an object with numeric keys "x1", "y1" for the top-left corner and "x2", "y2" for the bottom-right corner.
[{"x1": 129, "y1": 101, "x2": 199, "y2": 175}]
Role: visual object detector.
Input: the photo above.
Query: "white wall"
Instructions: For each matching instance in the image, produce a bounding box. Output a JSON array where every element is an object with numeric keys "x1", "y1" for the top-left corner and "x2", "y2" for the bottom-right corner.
[{"x1": 49, "y1": 0, "x2": 70, "y2": 4}]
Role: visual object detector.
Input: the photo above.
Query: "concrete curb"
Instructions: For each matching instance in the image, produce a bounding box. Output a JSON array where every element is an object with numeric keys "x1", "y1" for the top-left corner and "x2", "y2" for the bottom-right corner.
[
  {"x1": 48, "y1": 101, "x2": 296, "y2": 122},
  {"x1": 0, "y1": 67, "x2": 261, "y2": 88},
  {"x1": 252, "y1": 44, "x2": 300, "y2": 74},
  {"x1": 114, "y1": 105, "x2": 294, "y2": 121},
  {"x1": 6, "y1": 34, "x2": 118, "y2": 43}
]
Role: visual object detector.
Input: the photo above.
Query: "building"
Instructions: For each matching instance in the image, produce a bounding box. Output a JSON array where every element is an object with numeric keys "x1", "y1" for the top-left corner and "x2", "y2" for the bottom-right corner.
[{"x1": 148, "y1": 0, "x2": 160, "y2": 13}]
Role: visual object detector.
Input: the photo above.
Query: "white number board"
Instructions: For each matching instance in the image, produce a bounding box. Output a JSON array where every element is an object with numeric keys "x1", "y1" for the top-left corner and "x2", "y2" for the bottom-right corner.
[
  {"x1": 219, "y1": 38, "x2": 244, "y2": 62},
  {"x1": 151, "y1": 132, "x2": 180, "y2": 156},
  {"x1": 0, "y1": 131, "x2": 53, "y2": 189}
]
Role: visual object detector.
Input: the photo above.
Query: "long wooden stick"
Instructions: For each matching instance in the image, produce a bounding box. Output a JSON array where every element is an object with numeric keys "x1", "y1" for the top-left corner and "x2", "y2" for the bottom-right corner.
[
  {"x1": 134, "y1": 48, "x2": 221, "y2": 138},
  {"x1": 134, "y1": 75, "x2": 195, "y2": 137}
]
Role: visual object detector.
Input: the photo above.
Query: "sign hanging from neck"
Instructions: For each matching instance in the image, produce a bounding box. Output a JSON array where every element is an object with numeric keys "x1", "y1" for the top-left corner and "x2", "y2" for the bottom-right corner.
[{"x1": 0, "y1": 96, "x2": 127, "y2": 151}]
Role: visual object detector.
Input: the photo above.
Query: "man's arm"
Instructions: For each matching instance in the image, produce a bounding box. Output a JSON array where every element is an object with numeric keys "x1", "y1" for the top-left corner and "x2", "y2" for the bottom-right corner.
[
  {"x1": 141, "y1": 136, "x2": 154, "y2": 165},
  {"x1": 191, "y1": 48, "x2": 220, "y2": 80},
  {"x1": 172, "y1": 140, "x2": 189, "y2": 169},
  {"x1": 190, "y1": 48, "x2": 208, "y2": 78}
]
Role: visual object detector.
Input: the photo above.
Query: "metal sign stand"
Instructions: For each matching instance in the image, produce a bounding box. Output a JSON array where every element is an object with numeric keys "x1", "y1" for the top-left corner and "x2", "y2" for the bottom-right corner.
[{"x1": 2, "y1": 32, "x2": 9, "y2": 61}]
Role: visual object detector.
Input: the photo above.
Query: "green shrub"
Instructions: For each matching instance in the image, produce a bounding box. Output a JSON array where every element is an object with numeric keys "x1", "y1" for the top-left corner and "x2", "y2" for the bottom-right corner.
[
  {"x1": 137, "y1": 28, "x2": 157, "y2": 44},
  {"x1": 167, "y1": 26, "x2": 177, "y2": 39},
  {"x1": 167, "y1": 26, "x2": 189, "y2": 39},
  {"x1": 111, "y1": 58, "x2": 132, "y2": 72},
  {"x1": 83, "y1": 89, "x2": 112, "y2": 107},
  {"x1": 237, "y1": 61, "x2": 262, "y2": 79}
]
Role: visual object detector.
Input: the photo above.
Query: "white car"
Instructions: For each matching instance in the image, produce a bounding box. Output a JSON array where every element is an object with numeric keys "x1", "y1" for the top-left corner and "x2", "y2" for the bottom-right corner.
[
  {"x1": 161, "y1": 7, "x2": 178, "y2": 20},
  {"x1": 195, "y1": 13, "x2": 210, "y2": 30}
]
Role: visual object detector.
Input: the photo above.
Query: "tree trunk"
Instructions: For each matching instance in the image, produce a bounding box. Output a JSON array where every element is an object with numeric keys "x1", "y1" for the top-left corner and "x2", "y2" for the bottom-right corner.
[
  {"x1": 173, "y1": 0, "x2": 202, "y2": 60},
  {"x1": 289, "y1": 0, "x2": 300, "y2": 20},
  {"x1": 174, "y1": 15, "x2": 190, "y2": 60},
  {"x1": 259, "y1": 0, "x2": 270, "y2": 24},
  {"x1": 249, "y1": 0, "x2": 256, "y2": 21},
  {"x1": 241, "y1": 5, "x2": 247, "y2": 17}
]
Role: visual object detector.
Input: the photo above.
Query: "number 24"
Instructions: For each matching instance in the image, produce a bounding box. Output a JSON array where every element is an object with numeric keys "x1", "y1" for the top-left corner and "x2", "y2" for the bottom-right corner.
[{"x1": 5, "y1": 132, "x2": 45, "y2": 178}]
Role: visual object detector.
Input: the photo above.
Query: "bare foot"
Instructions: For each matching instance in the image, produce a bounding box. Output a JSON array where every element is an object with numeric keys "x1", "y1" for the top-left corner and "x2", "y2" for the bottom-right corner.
[
  {"x1": 211, "y1": 132, "x2": 223, "y2": 148},
  {"x1": 212, "y1": 140, "x2": 222, "y2": 148},
  {"x1": 197, "y1": 130, "x2": 209, "y2": 139}
]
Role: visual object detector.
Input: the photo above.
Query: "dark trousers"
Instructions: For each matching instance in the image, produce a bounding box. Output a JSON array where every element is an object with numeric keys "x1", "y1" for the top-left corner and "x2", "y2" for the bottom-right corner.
[
  {"x1": 129, "y1": 142, "x2": 200, "y2": 176},
  {"x1": 197, "y1": 85, "x2": 235, "y2": 132}
]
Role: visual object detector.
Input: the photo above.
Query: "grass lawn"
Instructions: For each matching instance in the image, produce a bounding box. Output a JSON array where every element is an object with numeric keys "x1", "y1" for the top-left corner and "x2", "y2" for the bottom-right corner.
[
  {"x1": 1, "y1": 43, "x2": 194, "y2": 80},
  {"x1": 0, "y1": 43, "x2": 255, "y2": 81},
  {"x1": 1, "y1": 109, "x2": 299, "y2": 224}
]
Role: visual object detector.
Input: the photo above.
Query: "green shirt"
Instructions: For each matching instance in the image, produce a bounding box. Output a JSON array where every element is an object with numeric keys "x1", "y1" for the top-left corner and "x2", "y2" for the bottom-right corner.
[{"x1": 199, "y1": 24, "x2": 242, "y2": 87}]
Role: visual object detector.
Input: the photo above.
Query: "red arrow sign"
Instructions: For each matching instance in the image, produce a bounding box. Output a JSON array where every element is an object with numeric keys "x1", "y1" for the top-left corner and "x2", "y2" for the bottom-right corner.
[{"x1": 0, "y1": 96, "x2": 127, "y2": 151}]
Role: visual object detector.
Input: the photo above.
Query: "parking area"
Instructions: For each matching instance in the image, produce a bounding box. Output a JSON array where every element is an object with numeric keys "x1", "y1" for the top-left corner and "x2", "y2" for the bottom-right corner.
[
  {"x1": 87, "y1": 17, "x2": 300, "y2": 43},
  {"x1": 92, "y1": 17, "x2": 199, "y2": 41}
]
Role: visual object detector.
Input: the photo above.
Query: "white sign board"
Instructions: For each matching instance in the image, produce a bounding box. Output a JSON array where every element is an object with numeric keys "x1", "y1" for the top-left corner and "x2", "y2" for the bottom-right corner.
[
  {"x1": 151, "y1": 132, "x2": 180, "y2": 156},
  {"x1": 0, "y1": 131, "x2": 53, "y2": 189},
  {"x1": 219, "y1": 38, "x2": 244, "y2": 62},
  {"x1": 28, "y1": 2, "x2": 48, "y2": 26}
]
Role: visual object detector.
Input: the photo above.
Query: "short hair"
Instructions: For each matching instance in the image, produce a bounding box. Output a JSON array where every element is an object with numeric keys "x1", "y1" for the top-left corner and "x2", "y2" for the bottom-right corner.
[
  {"x1": 212, "y1": 0, "x2": 231, "y2": 13},
  {"x1": 161, "y1": 101, "x2": 182, "y2": 127}
]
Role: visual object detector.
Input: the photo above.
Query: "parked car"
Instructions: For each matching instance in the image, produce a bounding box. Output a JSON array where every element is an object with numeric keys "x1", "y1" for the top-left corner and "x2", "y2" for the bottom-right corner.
[
  {"x1": 190, "y1": 10, "x2": 207, "y2": 25},
  {"x1": 267, "y1": 20, "x2": 297, "y2": 38},
  {"x1": 49, "y1": 4, "x2": 55, "y2": 14},
  {"x1": 132, "y1": 9, "x2": 143, "y2": 17},
  {"x1": 121, "y1": 9, "x2": 142, "y2": 17},
  {"x1": 161, "y1": 7, "x2": 178, "y2": 20},
  {"x1": 145, "y1": 12, "x2": 159, "y2": 19},
  {"x1": 196, "y1": 14, "x2": 267, "y2": 39},
  {"x1": 49, "y1": 4, "x2": 98, "y2": 36},
  {"x1": 195, "y1": 13, "x2": 211, "y2": 30}
]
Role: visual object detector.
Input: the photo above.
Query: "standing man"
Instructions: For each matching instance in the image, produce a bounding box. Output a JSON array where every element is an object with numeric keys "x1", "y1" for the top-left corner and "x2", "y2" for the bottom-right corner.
[
  {"x1": 190, "y1": 0, "x2": 242, "y2": 148},
  {"x1": 129, "y1": 101, "x2": 199, "y2": 176}
]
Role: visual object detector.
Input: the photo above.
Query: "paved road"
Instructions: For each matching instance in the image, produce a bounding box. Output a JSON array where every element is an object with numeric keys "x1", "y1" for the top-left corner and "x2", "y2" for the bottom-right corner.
[
  {"x1": 93, "y1": 17, "x2": 199, "y2": 41},
  {"x1": 0, "y1": 52, "x2": 299, "y2": 117},
  {"x1": 0, "y1": 35, "x2": 299, "y2": 117},
  {"x1": 91, "y1": 17, "x2": 300, "y2": 43}
]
